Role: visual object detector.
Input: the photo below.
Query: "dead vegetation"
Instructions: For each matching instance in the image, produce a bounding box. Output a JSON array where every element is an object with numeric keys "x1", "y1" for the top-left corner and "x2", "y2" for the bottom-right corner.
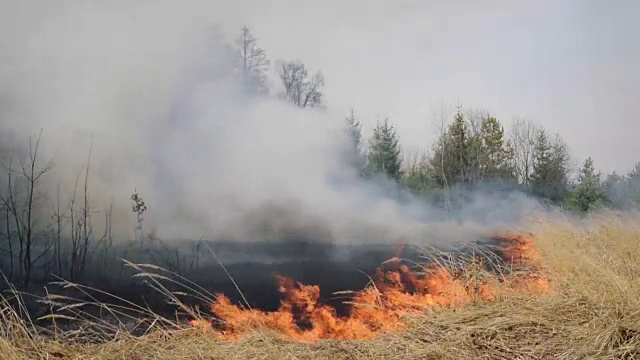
[{"x1": 1, "y1": 212, "x2": 640, "y2": 359}]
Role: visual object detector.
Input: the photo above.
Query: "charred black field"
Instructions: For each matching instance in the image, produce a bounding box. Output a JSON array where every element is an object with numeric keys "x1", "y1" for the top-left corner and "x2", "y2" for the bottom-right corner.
[
  {"x1": 190, "y1": 237, "x2": 501, "y2": 313},
  {"x1": 0, "y1": 236, "x2": 503, "y2": 326}
]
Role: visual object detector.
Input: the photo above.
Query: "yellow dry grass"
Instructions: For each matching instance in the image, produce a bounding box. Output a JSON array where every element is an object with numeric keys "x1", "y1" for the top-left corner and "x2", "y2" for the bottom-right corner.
[{"x1": 1, "y1": 210, "x2": 639, "y2": 359}]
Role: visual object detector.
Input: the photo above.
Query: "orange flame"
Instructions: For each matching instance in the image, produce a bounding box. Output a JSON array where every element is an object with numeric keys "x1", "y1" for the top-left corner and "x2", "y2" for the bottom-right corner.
[
  {"x1": 493, "y1": 234, "x2": 550, "y2": 296},
  {"x1": 192, "y1": 234, "x2": 549, "y2": 342},
  {"x1": 493, "y1": 234, "x2": 543, "y2": 267}
]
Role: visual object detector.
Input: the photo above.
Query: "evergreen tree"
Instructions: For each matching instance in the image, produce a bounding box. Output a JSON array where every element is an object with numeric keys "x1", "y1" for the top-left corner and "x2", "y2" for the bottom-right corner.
[
  {"x1": 450, "y1": 111, "x2": 470, "y2": 183},
  {"x1": 343, "y1": 109, "x2": 366, "y2": 175},
  {"x1": 403, "y1": 153, "x2": 436, "y2": 195},
  {"x1": 566, "y1": 157, "x2": 605, "y2": 212},
  {"x1": 478, "y1": 115, "x2": 514, "y2": 180},
  {"x1": 603, "y1": 171, "x2": 628, "y2": 208},
  {"x1": 531, "y1": 130, "x2": 570, "y2": 203},
  {"x1": 603, "y1": 162, "x2": 640, "y2": 209},
  {"x1": 429, "y1": 111, "x2": 515, "y2": 188},
  {"x1": 549, "y1": 134, "x2": 572, "y2": 200},
  {"x1": 366, "y1": 118, "x2": 403, "y2": 181},
  {"x1": 531, "y1": 129, "x2": 551, "y2": 192},
  {"x1": 621, "y1": 162, "x2": 640, "y2": 207},
  {"x1": 429, "y1": 110, "x2": 471, "y2": 186}
]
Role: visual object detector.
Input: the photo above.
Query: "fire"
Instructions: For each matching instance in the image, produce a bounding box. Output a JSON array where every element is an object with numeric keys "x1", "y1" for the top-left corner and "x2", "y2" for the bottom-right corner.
[
  {"x1": 493, "y1": 234, "x2": 543, "y2": 267},
  {"x1": 191, "y1": 234, "x2": 549, "y2": 342}
]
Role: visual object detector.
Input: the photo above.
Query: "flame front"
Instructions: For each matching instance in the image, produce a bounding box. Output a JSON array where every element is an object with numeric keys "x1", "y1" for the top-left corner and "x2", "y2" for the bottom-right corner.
[{"x1": 193, "y1": 235, "x2": 549, "y2": 343}]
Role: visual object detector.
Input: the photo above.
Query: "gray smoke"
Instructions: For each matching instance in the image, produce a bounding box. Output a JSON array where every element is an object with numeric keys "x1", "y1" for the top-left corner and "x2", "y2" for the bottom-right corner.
[{"x1": 0, "y1": 1, "x2": 546, "y2": 249}]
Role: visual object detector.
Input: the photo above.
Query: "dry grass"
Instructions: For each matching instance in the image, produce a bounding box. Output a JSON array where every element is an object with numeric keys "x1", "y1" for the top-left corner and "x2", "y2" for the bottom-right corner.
[{"x1": 1, "y1": 211, "x2": 640, "y2": 359}]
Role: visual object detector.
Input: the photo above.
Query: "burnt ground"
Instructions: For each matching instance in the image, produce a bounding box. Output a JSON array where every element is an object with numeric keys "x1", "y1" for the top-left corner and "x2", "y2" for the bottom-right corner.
[{"x1": 0, "y1": 237, "x2": 504, "y2": 333}]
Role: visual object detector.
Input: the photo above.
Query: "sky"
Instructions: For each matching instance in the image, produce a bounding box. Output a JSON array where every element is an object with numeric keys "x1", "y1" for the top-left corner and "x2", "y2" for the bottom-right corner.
[{"x1": 2, "y1": 0, "x2": 639, "y2": 175}]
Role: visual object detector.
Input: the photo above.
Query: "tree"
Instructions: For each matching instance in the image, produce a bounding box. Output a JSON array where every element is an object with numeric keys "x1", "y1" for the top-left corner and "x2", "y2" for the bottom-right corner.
[
  {"x1": 403, "y1": 151, "x2": 436, "y2": 195},
  {"x1": 343, "y1": 109, "x2": 366, "y2": 175},
  {"x1": 509, "y1": 118, "x2": 539, "y2": 185},
  {"x1": 277, "y1": 60, "x2": 324, "y2": 108},
  {"x1": 477, "y1": 115, "x2": 514, "y2": 181},
  {"x1": 234, "y1": 26, "x2": 270, "y2": 95},
  {"x1": 0, "y1": 131, "x2": 53, "y2": 286},
  {"x1": 530, "y1": 130, "x2": 553, "y2": 199},
  {"x1": 429, "y1": 109, "x2": 474, "y2": 186},
  {"x1": 530, "y1": 130, "x2": 571, "y2": 203},
  {"x1": 626, "y1": 162, "x2": 640, "y2": 206},
  {"x1": 449, "y1": 110, "x2": 470, "y2": 183},
  {"x1": 548, "y1": 133, "x2": 572, "y2": 200},
  {"x1": 566, "y1": 157, "x2": 605, "y2": 212},
  {"x1": 366, "y1": 118, "x2": 402, "y2": 181},
  {"x1": 465, "y1": 113, "x2": 514, "y2": 184},
  {"x1": 604, "y1": 162, "x2": 640, "y2": 209},
  {"x1": 428, "y1": 109, "x2": 516, "y2": 191},
  {"x1": 68, "y1": 145, "x2": 94, "y2": 281},
  {"x1": 603, "y1": 171, "x2": 628, "y2": 209},
  {"x1": 628, "y1": 162, "x2": 640, "y2": 179}
]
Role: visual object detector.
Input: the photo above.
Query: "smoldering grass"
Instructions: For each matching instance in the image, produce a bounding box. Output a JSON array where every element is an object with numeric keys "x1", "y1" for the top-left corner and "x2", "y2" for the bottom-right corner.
[
  {"x1": 45, "y1": 267, "x2": 215, "y2": 335},
  {"x1": 2, "y1": 259, "x2": 222, "y2": 348},
  {"x1": 202, "y1": 241, "x2": 252, "y2": 310},
  {"x1": 123, "y1": 260, "x2": 218, "y2": 313}
]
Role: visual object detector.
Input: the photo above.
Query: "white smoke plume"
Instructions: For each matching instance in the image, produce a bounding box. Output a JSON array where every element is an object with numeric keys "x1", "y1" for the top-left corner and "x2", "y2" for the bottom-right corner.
[{"x1": 0, "y1": 1, "x2": 546, "y2": 249}]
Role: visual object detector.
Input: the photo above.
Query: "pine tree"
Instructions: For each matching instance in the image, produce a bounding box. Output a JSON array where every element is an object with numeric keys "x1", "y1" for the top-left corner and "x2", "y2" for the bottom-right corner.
[
  {"x1": 531, "y1": 130, "x2": 570, "y2": 203},
  {"x1": 344, "y1": 109, "x2": 366, "y2": 175},
  {"x1": 626, "y1": 162, "x2": 640, "y2": 206},
  {"x1": 566, "y1": 157, "x2": 605, "y2": 212},
  {"x1": 450, "y1": 111, "x2": 469, "y2": 183},
  {"x1": 628, "y1": 162, "x2": 640, "y2": 179},
  {"x1": 603, "y1": 171, "x2": 627, "y2": 208},
  {"x1": 429, "y1": 110, "x2": 471, "y2": 186},
  {"x1": 548, "y1": 134, "x2": 571, "y2": 201},
  {"x1": 478, "y1": 115, "x2": 514, "y2": 180},
  {"x1": 366, "y1": 118, "x2": 403, "y2": 181},
  {"x1": 531, "y1": 129, "x2": 551, "y2": 191}
]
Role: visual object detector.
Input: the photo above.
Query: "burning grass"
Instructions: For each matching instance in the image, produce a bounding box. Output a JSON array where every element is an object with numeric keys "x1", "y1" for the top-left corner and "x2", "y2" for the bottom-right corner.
[
  {"x1": 1, "y1": 212, "x2": 640, "y2": 359},
  {"x1": 193, "y1": 234, "x2": 550, "y2": 343}
]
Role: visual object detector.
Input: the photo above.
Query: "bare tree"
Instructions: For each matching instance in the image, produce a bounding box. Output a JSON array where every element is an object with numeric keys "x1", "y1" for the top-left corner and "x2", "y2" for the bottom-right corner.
[
  {"x1": 509, "y1": 118, "x2": 539, "y2": 185},
  {"x1": 1, "y1": 181, "x2": 14, "y2": 281},
  {"x1": 235, "y1": 26, "x2": 270, "y2": 94},
  {"x1": 79, "y1": 144, "x2": 93, "y2": 276},
  {"x1": 277, "y1": 60, "x2": 324, "y2": 108},
  {"x1": 90, "y1": 201, "x2": 114, "y2": 275},
  {"x1": 51, "y1": 184, "x2": 63, "y2": 276},
  {"x1": 68, "y1": 147, "x2": 95, "y2": 281},
  {"x1": 68, "y1": 171, "x2": 80, "y2": 280},
  {"x1": 0, "y1": 130, "x2": 53, "y2": 286}
]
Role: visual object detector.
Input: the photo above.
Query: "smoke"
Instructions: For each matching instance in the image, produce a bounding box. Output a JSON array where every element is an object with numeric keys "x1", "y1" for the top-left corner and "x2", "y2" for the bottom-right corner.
[{"x1": 0, "y1": 1, "x2": 546, "y2": 250}]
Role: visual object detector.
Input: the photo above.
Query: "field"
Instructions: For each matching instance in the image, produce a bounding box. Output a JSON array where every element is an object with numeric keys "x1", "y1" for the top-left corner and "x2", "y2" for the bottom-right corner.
[{"x1": 1, "y1": 211, "x2": 639, "y2": 360}]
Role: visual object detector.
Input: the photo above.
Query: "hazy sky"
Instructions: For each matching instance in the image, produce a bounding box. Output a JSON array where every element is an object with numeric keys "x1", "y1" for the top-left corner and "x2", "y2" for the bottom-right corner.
[{"x1": 2, "y1": 0, "x2": 639, "y2": 175}]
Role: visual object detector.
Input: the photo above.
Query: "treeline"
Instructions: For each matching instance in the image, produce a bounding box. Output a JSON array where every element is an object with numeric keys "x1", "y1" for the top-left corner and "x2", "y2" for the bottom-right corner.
[
  {"x1": 348, "y1": 110, "x2": 629, "y2": 214},
  {"x1": 228, "y1": 25, "x2": 638, "y2": 214}
]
